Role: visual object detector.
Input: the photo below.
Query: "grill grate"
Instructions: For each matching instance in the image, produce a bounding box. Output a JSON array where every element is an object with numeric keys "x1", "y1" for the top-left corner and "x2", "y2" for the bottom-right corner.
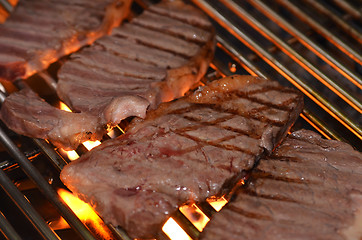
[
  {"x1": 192, "y1": 0, "x2": 361, "y2": 149},
  {"x1": 0, "y1": 0, "x2": 361, "y2": 239}
]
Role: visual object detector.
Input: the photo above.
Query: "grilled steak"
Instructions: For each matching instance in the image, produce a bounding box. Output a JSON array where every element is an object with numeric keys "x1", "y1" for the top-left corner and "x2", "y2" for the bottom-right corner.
[
  {"x1": 0, "y1": 0, "x2": 132, "y2": 82},
  {"x1": 200, "y1": 130, "x2": 362, "y2": 240},
  {"x1": 1, "y1": 1, "x2": 215, "y2": 149},
  {"x1": 0, "y1": 0, "x2": 215, "y2": 150},
  {"x1": 0, "y1": 89, "x2": 103, "y2": 150},
  {"x1": 60, "y1": 75, "x2": 304, "y2": 238},
  {"x1": 56, "y1": 0, "x2": 215, "y2": 125}
]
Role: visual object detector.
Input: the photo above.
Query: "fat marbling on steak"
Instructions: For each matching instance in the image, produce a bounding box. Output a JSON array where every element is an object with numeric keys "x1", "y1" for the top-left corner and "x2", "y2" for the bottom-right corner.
[
  {"x1": 0, "y1": 0, "x2": 133, "y2": 82},
  {"x1": 200, "y1": 130, "x2": 362, "y2": 240},
  {"x1": 0, "y1": 0, "x2": 215, "y2": 150},
  {"x1": 60, "y1": 75, "x2": 304, "y2": 238}
]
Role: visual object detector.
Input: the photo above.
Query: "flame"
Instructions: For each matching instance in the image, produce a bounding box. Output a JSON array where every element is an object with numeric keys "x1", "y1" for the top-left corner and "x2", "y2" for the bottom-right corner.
[
  {"x1": 59, "y1": 102, "x2": 72, "y2": 112},
  {"x1": 228, "y1": 62, "x2": 237, "y2": 73},
  {"x1": 179, "y1": 204, "x2": 210, "y2": 232},
  {"x1": 207, "y1": 196, "x2": 228, "y2": 212},
  {"x1": 55, "y1": 189, "x2": 112, "y2": 239},
  {"x1": 162, "y1": 218, "x2": 192, "y2": 240},
  {"x1": 83, "y1": 140, "x2": 101, "y2": 151},
  {"x1": 58, "y1": 149, "x2": 79, "y2": 161}
]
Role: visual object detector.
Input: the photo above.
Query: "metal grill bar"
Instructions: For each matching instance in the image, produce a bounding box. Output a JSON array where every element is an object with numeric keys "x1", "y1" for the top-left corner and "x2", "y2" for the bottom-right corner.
[
  {"x1": 0, "y1": 0, "x2": 361, "y2": 239},
  {"x1": 32, "y1": 138, "x2": 68, "y2": 172},
  {"x1": 0, "y1": 85, "x2": 139, "y2": 239},
  {"x1": 248, "y1": 0, "x2": 362, "y2": 89},
  {"x1": 275, "y1": 0, "x2": 362, "y2": 64},
  {"x1": 0, "y1": 125, "x2": 97, "y2": 240},
  {"x1": 216, "y1": 36, "x2": 265, "y2": 78},
  {"x1": 0, "y1": 78, "x2": 130, "y2": 239},
  {"x1": 0, "y1": 210, "x2": 21, "y2": 240},
  {"x1": 214, "y1": 38, "x2": 342, "y2": 141},
  {"x1": 0, "y1": 0, "x2": 13, "y2": 13},
  {"x1": 302, "y1": 0, "x2": 362, "y2": 44},
  {"x1": 0, "y1": 167, "x2": 60, "y2": 240},
  {"x1": 221, "y1": 0, "x2": 361, "y2": 113},
  {"x1": 192, "y1": 0, "x2": 362, "y2": 144},
  {"x1": 331, "y1": 0, "x2": 362, "y2": 19}
]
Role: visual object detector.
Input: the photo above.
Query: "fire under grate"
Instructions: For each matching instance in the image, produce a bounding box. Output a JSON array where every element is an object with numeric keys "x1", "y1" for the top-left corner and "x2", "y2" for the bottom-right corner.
[{"x1": 0, "y1": 0, "x2": 361, "y2": 239}]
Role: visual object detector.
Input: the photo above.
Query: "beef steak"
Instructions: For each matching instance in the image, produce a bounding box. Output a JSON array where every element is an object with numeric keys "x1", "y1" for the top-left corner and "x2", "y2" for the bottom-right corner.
[
  {"x1": 60, "y1": 75, "x2": 304, "y2": 238},
  {"x1": 56, "y1": 0, "x2": 216, "y2": 125},
  {"x1": 0, "y1": 0, "x2": 215, "y2": 150},
  {"x1": 0, "y1": 88, "x2": 103, "y2": 150},
  {"x1": 0, "y1": 0, "x2": 132, "y2": 82},
  {"x1": 200, "y1": 130, "x2": 362, "y2": 240}
]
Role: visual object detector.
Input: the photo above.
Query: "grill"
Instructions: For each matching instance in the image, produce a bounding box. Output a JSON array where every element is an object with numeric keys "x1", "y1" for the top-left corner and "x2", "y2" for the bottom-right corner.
[{"x1": 0, "y1": 0, "x2": 361, "y2": 239}]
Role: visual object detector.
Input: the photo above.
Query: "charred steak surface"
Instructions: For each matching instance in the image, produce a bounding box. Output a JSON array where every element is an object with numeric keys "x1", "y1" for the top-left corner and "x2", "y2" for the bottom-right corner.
[
  {"x1": 60, "y1": 75, "x2": 303, "y2": 238},
  {"x1": 200, "y1": 130, "x2": 362, "y2": 240},
  {"x1": 0, "y1": 0, "x2": 132, "y2": 82}
]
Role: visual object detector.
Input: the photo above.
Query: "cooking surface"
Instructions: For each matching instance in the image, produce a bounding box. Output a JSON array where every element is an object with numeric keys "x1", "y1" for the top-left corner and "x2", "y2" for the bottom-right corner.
[
  {"x1": 0, "y1": 0, "x2": 361, "y2": 239},
  {"x1": 200, "y1": 129, "x2": 362, "y2": 240}
]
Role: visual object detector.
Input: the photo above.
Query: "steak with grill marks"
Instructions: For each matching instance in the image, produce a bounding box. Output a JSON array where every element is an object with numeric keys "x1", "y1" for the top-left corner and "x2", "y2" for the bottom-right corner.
[
  {"x1": 60, "y1": 75, "x2": 304, "y2": 238},
  {"x1": 0, "y1": 0, "x2": 133, "y2": 82},
  {"x1": 0, "y1": 0, "x2": 215, "y2": 150},
  {"x1": 200, "y1": 129, "x2": 362, "y2": 240},
  {"x1": 56, "y1": 0, "x2": 215, "y2": 124}
]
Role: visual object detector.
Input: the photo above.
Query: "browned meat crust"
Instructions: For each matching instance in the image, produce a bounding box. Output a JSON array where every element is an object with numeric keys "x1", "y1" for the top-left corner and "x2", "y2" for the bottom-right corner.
[
  {"x1": 200, "y1": 129, "x2": 362, "y2": 240},
  {"x1": 0, "y1": 0, "x2": 133, "y2": 82},
  {"x1": 60, "y1": 75, "x2": 303, "y2": 238}
]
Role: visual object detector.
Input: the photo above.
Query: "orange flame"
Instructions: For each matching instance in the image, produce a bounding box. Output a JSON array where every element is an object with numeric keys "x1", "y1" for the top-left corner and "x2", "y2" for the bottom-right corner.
[
  {"x1": 83, "y1": 140, "x2": 101, "y2": 151},
  {"x1": 59, "y1": 102, "x2": 72, "y2": 112},
  {"x1": 162, "y1": 218, "x2": 192, "y2": 240},
  {"x1": 58, "y1": 149, "x2": 79, "y2": 161},
  {"x1": 54, "y1": 189, "x2": 112, "y2": 239},
  {"x1": 207, "y1": 196, "x2": 228, "y2": 212},
  {"x1": 179, "y1": 204, "x2": 210, "y2": 232},
  {"x1": 164, "y1": 197, "x2": 228, "y2": 239}
]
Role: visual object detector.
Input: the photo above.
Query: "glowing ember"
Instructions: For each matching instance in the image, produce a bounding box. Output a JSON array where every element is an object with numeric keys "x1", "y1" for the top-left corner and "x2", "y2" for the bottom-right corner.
[
  {"x1": 66, "y1": 150, "x2": 79, "y2": 161},
  {"x1": 162, "y1": 218, "x2": 192, "y2": 240},
  {"x1": 55, "y1": 189, "x2": 112, "y2": 239},
  {"x1": 83, "y1": 140, "x2": 101, "y2": 151},
  {"x1": 228, "y1": 62, "x2": 237, "y2": 73},
  {"x1": 59, "y1": 102, "x2": 72, "y2": 112},
  {"x1": 59, "y1": 149, "x2": 79, "y2": 161},
  {"x1": 179, "y1": 204, "x2": 210, "y2": 232},
  {"x1": 207, "y1": 196, "x2": 228, "y2": 212}
]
